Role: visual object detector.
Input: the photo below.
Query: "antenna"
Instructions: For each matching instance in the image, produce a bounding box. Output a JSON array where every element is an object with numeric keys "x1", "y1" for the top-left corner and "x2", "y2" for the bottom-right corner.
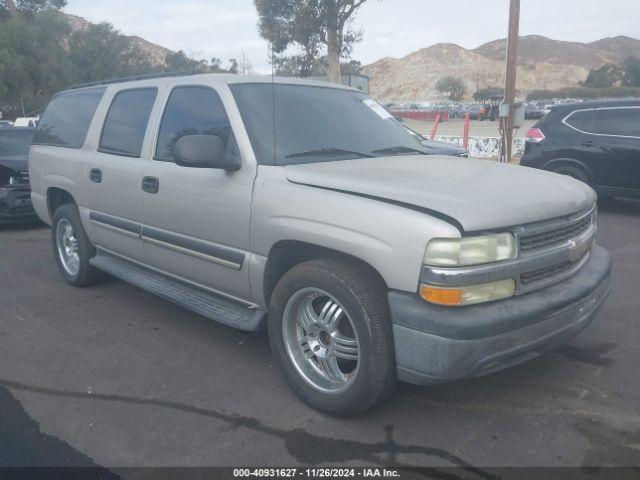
[{"x1": 271, "y1": 5, "x2": 276, "y2": 166}]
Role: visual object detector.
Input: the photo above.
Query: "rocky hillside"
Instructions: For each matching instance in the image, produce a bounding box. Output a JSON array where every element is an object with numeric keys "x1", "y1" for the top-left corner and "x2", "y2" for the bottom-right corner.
[
  {"x1": 63, "y1": 13, "x2": 171, "y2": 67},
  {"x1": 362, "y1": 35, "x2": 640, "y2": 101}
]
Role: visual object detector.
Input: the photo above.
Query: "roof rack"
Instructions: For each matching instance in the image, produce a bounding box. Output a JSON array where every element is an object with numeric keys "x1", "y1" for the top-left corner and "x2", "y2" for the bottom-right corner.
[{"x1": 69, "y1": 71, "x2": 196, "y2": 90}]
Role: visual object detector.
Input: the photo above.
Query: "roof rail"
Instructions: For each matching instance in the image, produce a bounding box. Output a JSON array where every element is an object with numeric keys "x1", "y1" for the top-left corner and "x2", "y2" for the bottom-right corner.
[{"x1": 68, "y1": 71, "x2": 196, "y2": 90}]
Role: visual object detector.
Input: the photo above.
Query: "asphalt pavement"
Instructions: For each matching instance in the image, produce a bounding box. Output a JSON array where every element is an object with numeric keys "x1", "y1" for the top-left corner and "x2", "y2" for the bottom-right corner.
[{"x1": 1, "y1": 198, "x2": 639, "y2": 474}]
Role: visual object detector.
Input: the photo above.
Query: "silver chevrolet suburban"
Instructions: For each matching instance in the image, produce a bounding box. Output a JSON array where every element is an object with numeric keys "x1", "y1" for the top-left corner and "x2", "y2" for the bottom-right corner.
[{"x1": 29, "y1": 73, "x2": 611, "y2": 416}]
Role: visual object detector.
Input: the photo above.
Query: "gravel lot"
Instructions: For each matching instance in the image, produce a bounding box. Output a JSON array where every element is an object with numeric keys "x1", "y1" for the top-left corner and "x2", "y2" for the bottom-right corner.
[{"x1": 1, "y1": 198, "x2": 639, "y2": 473}]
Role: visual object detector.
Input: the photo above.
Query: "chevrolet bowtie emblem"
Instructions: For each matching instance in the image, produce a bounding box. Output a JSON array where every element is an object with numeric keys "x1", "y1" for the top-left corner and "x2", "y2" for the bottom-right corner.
[{"x1": 568, "y1": 238, "x2": 589, "y2": 262}]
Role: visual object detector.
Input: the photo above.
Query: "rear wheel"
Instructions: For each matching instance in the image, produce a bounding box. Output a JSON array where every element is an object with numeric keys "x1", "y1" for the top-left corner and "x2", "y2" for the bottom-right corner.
[
  {"x1": 51, "y1": 204, "x2": 104, "y2": 287},
  {"x1": 552, "y1": 165, "x2": 590, "y2": 185},
  {"x1": 268, "y1": 258, "x2": 396, "y2": 416}
]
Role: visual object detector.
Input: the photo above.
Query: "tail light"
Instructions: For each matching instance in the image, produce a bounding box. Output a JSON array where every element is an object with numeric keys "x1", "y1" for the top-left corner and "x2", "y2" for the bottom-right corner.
[{"x1": 526, "y1": 127, "x2": 545, "y2": 143}]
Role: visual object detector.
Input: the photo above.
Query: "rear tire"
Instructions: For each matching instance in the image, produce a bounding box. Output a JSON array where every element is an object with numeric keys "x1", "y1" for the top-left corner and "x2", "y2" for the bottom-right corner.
[
  {"x1": 551, "y1": 165, "x2": 591, "y2": 185},
  {"x1": 51, "y1": 204, "x2": 104, "y2": 287},
  {"x1": 268, "y1": 257, "x2": 396, "y2": 416}
]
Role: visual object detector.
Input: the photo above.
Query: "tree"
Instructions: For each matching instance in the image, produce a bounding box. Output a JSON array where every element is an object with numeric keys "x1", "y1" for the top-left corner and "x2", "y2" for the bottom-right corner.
[
  {"x1": 0, "y1": 9, "x2": 74, "y2": 117},
  {"x1": 583, "y1": 63, "x2": 623, "y2": 88},
  {"x1": 473, "y1": 86, "x2": 504, "y2": 101},
  {"x1": 436, "y1": 76, "x2": 466, "y2": 101},
  {"x1": 164, "y1": 52, "x2": 239, "y2": 74},
  {"x1": 68, "y1": 22, "x2": 155, "y2": 83},
  {"x1": 237, "y1": 53, "x2": 254, "y2": 75},
  {"x1": 622, "y1": 56, "x2": 640, "y2": 87},
  {"x1": 1, "y1": 0, "x2": 66, "y2": 20},
  {"x1": 254, "y1": 0, "x2": 368, "y2": 83},
  {"x1": 341, "y1": 59, "x2": 361, "y2": 74},
  {"x1": 227, "y1": 58, "x2": 239, "y2": 74}
]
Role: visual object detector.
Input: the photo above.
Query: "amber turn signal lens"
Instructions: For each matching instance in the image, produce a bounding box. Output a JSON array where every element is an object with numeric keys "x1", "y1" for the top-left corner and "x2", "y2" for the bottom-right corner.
[{"x1": 419, "y1": 285, "x2": 463, "y2": 306}]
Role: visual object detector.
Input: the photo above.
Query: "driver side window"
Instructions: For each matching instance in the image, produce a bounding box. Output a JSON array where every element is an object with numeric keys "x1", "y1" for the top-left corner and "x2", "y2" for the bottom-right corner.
[{"x1": 155, "y1": 86, "x2": 236, "y2": 162}]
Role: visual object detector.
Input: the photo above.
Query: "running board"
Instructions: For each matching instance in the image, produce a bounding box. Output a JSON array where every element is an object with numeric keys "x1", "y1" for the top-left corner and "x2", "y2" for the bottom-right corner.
[{"x1": 90, "y1": 250, "x2": 265, "y2": 331}]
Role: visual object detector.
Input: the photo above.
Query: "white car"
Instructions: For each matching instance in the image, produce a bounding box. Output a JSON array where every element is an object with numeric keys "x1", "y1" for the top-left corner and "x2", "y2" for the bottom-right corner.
[{"x1": 14, "y1": 117, "x2": 39, "y2": 127}]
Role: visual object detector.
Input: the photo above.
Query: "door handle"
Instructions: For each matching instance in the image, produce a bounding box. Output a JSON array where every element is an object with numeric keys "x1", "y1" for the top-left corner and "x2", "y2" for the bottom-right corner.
[
  {"x1": 580, "y1": 140, "x2": 597, "y2": 147},
  {"x1": 141, "y1": 176, "x2": 160, "y2": 194},
  {"x1": 89, "y1": 168, "x2": 102, "y2": 183}
]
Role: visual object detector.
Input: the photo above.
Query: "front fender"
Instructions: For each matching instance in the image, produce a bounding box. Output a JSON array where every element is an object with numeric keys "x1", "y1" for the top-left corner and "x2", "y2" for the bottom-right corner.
[{"x1": 251, "y1": 167, "x2": 461, "y2": 297}]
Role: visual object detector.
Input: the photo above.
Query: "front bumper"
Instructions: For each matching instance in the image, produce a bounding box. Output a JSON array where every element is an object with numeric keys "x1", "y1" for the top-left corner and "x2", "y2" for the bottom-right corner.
[
  {"x1": 0, "y1": 186, "x2": 37, "y2": 224},
  {"x1": 389, "y1": 245, "x2": 611, "y2": 385}
]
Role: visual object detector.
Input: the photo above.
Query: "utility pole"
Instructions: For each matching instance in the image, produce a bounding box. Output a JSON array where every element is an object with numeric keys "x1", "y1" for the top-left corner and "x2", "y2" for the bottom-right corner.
[{"x1": 500, "y1": 0, "x2": 520, "y2": 163}]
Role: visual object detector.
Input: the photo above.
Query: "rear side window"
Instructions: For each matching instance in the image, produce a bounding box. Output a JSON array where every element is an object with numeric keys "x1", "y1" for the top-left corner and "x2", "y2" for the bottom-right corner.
[
  {"x1": 594, "y1": 108, "x2": 640, "y2": 137},
  {"x1": 155, "y1": 86, "x2": 233, "y2": 161},
  {"x1": 33, "y1": 88, "x2": 105, "y2": 148},
  {"x1": 565, "y1": 110, "x2": 593, "y2": 132},
  {"x1": 99, "y1": 88, "x2": 157, "y2": 157}
]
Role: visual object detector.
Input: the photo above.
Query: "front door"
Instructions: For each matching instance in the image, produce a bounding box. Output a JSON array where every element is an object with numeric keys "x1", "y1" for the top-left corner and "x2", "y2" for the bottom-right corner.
[
  {"x1": 86, "y1": 87, "x2": 158, "y2": 262},
  {"x1": 140, "y1": 85, "x2": 255, "y2": 302},
  {"x1": 592, "y1": 107, "x2": 640, "y2": 190}
]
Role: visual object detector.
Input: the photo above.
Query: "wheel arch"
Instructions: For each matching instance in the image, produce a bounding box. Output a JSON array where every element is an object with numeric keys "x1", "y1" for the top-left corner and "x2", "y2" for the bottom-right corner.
[
  {"x1": 262, "y1": 240, "x2": 388, "y2": 309},
  {"x1": 47, "y1": 187, "x2": 77, "y2": 219},
  {"x1": 542, "y1": 158, "x2": 593, "y2": 184}
]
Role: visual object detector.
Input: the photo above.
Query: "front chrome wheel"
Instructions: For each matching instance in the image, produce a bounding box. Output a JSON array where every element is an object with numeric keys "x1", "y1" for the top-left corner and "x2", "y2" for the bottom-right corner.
[
  {"x1": 282, "y1": 288, "x2": 360, "y2": 394},
  {"x1": 56, "y1": 218, "x2": 80, "y2": 276}
]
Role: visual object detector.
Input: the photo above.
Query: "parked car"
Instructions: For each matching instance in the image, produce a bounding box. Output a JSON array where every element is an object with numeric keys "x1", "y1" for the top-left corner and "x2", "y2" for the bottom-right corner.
[
  {"x1": 521, "y1": 99, "x2": 640, "y2": 199},
  {"x1": 480, "y1": 96, "x2": 501, "y2": 121},
  {"x1": 524, "y1": 103, "x2": 545, "y2": 120},
  {"x1": 30, "y1": 74, "x2": 611, "y2": 416},
  {"x1": 466, "y1": 104, "x2": 483, "y2": 120},
  {"x1": 0, "y1": 120, "x2": 14, "y2": 128},
  {"x1": 403, "y1": 125, "x2": 470, "y2": 157},
  {"x1": 0, "y1": 127, "x2": 36, "y2": 224},
  {"x1": 14, "y1": 116, "x2": 39, "y2": 127}
]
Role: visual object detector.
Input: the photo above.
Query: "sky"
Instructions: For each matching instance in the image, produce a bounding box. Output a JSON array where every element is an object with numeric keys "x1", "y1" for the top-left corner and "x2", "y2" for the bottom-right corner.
[{"x1": 64, "y1": 0, "x2": 640, "y2": 74}]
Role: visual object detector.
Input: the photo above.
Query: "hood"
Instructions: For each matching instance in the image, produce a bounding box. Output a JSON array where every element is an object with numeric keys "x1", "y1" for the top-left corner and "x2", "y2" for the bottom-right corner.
[
  {"x1": 284, "y1": 155, "x2": 596, "y2": 232},
  {"x1": 0, "y1": 155, "x2": 28, "y2": 174}
]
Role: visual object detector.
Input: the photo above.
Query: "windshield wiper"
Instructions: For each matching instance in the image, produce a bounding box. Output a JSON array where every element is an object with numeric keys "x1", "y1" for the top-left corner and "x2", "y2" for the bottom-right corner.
[
  {"x1": 371, "y1": 145, "x2": 426, "y2": 156},
  {"x1": 285, "y1": 147, "x2": 374, "y2": 159}
]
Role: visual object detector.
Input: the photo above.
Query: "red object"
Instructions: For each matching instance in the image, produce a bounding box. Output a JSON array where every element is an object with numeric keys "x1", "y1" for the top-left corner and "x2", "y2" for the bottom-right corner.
[
  {"x1": 429, "y1": 113, "x2": 441, "y2": 140},
  {"x1": 526, "y1": 127, "x2": 546, "y2": 143},
  {"x1": 463, "y1": 112, "x2": 470, "y2": 149}
]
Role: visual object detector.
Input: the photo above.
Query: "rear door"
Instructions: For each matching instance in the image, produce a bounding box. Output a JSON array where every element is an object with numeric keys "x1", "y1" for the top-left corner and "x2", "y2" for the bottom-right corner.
[
  {"x1": 85, "y1": 87, "x2": 158, "y2": 261},
  {"x1": 592, "y1": 107, "x2": 640, "y2": 190},
  {"x1": 140, "y1": 84, "x2": 256, "y2": 302}
]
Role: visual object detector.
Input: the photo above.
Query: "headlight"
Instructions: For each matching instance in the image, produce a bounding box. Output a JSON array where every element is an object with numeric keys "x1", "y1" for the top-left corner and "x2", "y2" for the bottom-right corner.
[
  {"x1": 419, "y1": 279, "x2": 516, "y2": 306},
  {"x1": 423, "y1": 233, "x2": 516, "y2": 267},
  {"x1": 0, "y1": 187, "x2": 8, "y2": 199}
]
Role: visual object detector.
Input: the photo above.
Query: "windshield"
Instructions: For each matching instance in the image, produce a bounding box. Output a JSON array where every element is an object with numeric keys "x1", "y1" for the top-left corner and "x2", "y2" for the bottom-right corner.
[
  {"x1": 230, "y1": 83, "x2": 426, "y2": 165},
  {"x1": 0, "y1": 129, "x2": 34, "y2": 157}
]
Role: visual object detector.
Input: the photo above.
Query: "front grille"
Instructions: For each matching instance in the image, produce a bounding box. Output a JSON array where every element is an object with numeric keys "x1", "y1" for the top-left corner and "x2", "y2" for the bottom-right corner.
[
  {"x1": 520, "y1": 251, "x2": 588, "y2": 286},
  {"x1": 519, "y1": 214, "x2": 592, "y2": 253}
]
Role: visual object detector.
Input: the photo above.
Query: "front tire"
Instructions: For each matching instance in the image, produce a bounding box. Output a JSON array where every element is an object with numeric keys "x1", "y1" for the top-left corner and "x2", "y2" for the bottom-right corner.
[
  {"x1": 51, "y1": 204, "x2": 104, "y2": 287},
  {"x1": 268, "y1": 258, "x2": 396, "y2": 416}
]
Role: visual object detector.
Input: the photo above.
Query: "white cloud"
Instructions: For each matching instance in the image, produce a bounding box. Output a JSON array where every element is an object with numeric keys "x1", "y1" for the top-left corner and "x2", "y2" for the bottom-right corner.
[{"x1": 65, "y1": 0, "x2": 640, "y2": 72}]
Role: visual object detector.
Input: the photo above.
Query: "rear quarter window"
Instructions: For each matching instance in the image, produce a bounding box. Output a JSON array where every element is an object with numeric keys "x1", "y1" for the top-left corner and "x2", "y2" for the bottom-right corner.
[
  {"x1": 564, "y1": 109, "x2": 594, "y2": 132},
  {"x1": 33, "y1": 87, "x2": 106, "y2": 148}
]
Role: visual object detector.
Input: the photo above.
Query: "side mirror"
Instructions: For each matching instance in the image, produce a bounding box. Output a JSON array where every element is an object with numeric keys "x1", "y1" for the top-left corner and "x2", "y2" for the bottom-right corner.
[{"x1": 174, "y1": 135, "x2": 240, "y2": 170}]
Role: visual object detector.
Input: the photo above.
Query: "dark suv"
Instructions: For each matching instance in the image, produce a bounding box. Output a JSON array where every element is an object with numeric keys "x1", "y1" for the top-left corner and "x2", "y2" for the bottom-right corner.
[
  {"x1": 521, "y1": 99, "x2": 640, "y2": 199},
  {"x1": 0, "y1": 127, "x2": 36, "y2": 224}
]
